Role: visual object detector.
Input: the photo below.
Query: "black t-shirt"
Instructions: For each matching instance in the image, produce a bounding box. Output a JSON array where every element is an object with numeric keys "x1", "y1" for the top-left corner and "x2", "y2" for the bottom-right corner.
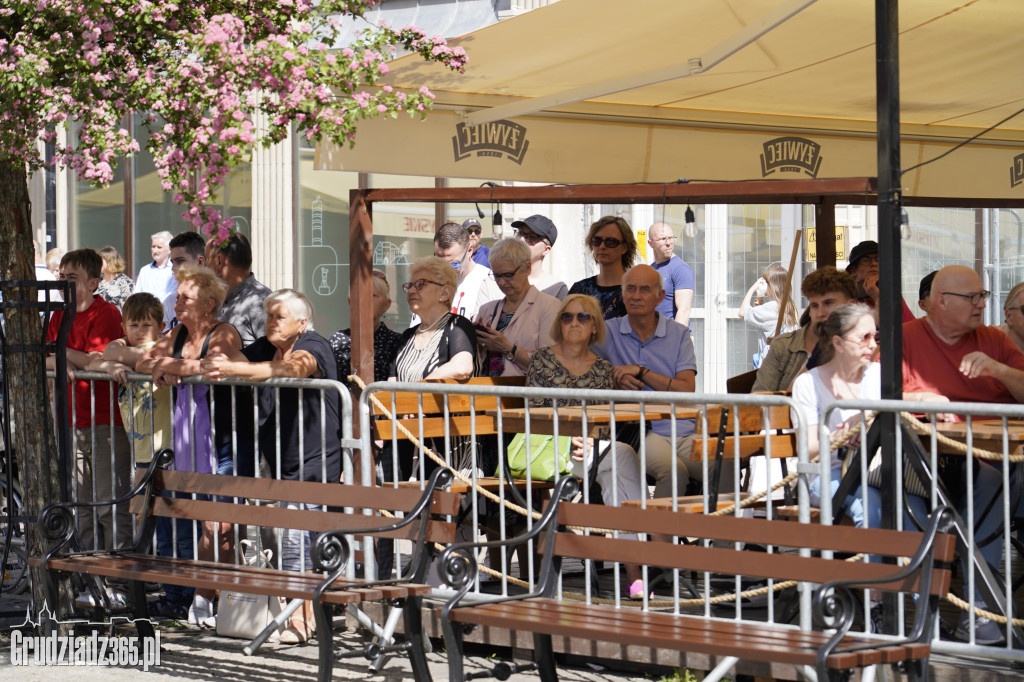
[{"x1": 243, "y1": 331, "x2": 342, "y2": 482}]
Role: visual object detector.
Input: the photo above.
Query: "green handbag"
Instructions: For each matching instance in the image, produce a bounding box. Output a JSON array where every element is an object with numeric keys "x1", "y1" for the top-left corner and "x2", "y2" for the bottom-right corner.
[{"x1": 504, "y1": 432, "x2": 573, "y2": 480}]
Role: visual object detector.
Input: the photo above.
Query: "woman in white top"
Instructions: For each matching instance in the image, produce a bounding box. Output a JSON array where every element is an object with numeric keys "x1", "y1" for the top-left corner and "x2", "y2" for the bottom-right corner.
[
  {"x1": 739, "y1": 263, "x2": 798, "y2": 368},
  {"x1": 791, "y1": 303, "x2": 927, "y2": 529}
]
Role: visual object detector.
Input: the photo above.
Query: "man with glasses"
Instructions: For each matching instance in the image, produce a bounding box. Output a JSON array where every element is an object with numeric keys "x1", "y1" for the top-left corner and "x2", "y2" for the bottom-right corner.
[
  {"x1": 510, "y1": 214, "x2": 568, "y2": 299},
  {"x1": 648, "y1": 222, "x2": 695, "y2": 326},
  {"x1": 463, "y1": 218, "x2": 490, "y2": 268},
  {"x1": 902, "y1": 264, "x2": 1024, "y2": 645},
  {"x1": 432, "y1": 221, "x2": 502, "y2": 321},
  {"x1": 593, "y1": 265, "x2": 715, "y2": 499}
]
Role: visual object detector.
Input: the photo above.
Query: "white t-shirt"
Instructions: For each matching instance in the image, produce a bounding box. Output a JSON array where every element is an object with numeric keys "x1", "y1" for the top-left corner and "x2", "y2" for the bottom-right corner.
[
  {"x1": 791, "y1": 362, "x2": 881, "y2": 471},
  {"x1": 453, "y1": 263, "x2": 502, "y2": 321}
]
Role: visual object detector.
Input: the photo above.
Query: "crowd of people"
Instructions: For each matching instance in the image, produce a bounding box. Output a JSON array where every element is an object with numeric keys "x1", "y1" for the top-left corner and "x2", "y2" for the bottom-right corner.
[{"x1": 41, "y1": 217, "x2": 1024, "y2": 645}]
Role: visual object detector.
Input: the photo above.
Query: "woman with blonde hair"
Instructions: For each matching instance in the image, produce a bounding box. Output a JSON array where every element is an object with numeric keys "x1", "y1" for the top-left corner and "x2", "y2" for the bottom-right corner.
[
  {"x1": 996, "y1": 281, "x2": 1024, "y2": 354},
  {"x1": 96, "y1": 246, "x2": 135, "y2": 310},
  {"x1": 138, "y1": 264, "x2": 242, "y2": 627},
  {"x1": 567, "y1": 216, "x2": 639, "y2": 320},
  {"x1": 739, "y1": 263, "x2": 799, "y2": 367}
]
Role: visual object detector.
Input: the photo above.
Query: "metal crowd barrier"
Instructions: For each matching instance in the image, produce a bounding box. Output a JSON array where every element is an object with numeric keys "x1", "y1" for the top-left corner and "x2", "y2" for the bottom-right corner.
[{"x1": 822, "y1": 397, "x2": 1024, "y2": 663}]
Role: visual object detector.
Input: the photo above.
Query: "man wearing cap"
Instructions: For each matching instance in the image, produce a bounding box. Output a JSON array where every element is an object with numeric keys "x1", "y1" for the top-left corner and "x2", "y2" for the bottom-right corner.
[
  {"x1": 464, "y1": 218, "x2": 490, "y2": 268},
  {"x1": 511, "y1": 214, "x2": 568, "y2": 300},
  {"x1": 846, "y1": 239, "x2": 915, "y2": 322},
  {"x1": 648, "y1": 222, "x2": 695, "y2": 326}
]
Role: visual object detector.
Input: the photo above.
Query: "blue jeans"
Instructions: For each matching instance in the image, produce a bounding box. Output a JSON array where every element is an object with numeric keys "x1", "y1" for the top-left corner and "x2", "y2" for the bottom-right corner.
[
  {"x1": 214, "y1": 440, "x2": 257, "y2": 503},
  {"x1": 811, "y1": 466, "x2": 930, "y2": 539},
  {"x1": 155, "y1": 490, "x2": 198, "y2": 606}
]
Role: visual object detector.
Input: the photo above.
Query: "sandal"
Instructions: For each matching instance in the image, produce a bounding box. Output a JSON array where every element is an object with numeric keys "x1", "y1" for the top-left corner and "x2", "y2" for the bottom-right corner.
[{"x1": 279, "y1": 610, "x2": 315, "y2": 645}]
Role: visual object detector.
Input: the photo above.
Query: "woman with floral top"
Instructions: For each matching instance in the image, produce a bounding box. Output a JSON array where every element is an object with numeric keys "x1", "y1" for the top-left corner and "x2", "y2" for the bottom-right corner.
[
  {"x1": 525, "y1": 294, "x2": 648, "y2": 598},
  {"x1": 96, "y1": 246, "x2": 135, "y2": 310}
]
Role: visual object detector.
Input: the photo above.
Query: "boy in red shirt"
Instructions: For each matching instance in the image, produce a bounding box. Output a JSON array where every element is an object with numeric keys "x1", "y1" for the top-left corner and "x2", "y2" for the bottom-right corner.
[{"x1": 46, "y1": 249, "x2": 133, "y2": 565}]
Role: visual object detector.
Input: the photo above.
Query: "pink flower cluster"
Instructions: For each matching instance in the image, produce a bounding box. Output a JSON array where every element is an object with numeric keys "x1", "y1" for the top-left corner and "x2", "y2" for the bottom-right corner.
[{"x1": 0, "y1": 0, "x2": 468, "y2": 240}]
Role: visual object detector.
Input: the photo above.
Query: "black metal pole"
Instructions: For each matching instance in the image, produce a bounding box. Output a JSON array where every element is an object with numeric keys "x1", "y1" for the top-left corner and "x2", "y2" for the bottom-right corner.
[{"x1": 876, "y1": 0, "x2": 902, "y2": 635}]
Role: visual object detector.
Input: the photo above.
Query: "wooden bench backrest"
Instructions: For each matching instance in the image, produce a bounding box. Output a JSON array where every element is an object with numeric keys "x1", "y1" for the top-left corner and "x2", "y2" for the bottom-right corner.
[
  {"x1": 551, "y1": 502, "x2": 955, "y2": 597},
  {"x1": 371, "y1": 376, "x2": 526, "y2": 440},
  {"x1": 693, "y1": 403, "x2": 796, "y2": 460},
  {"x1": 130, "y1": 470, "x2": 462, "y2": 544}
]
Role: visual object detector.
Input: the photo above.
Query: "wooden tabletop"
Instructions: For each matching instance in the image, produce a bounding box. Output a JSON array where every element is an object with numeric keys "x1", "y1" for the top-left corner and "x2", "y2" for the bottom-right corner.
[
  {"x1": 924, "y1": 419, "x2": 1024, "y2": 456},
  {"x1": 486, "y1": 403, "x2": 701, "y2": 437}
]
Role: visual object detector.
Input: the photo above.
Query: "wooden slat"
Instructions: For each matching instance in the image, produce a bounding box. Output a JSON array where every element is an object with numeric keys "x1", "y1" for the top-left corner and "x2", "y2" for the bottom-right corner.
[
  {"x1": 154, "y1": 470, "x2": 462, "y2": 516},
  {"x1": 548, "y1": 533, "x2": 945, "y2": 595},
  {"x1": 702, "y1": 405, "x2": 793, "y2": 432},
  {"x1": 149, "y1": 497, "x2": 456, "y2": 543},
  {"x1": 557, "y1": 502, "x2": 956, "y2": 564},
  {"x1": 691, "y1": 433, "x2": 796, "y2": 460},
  {"x1": 449, "y1": 599, "x2": 925, "y2": 670},
  {"x1": 370, "y1": 377, "x2": 526, "y2": 416},
  {"x1": 373, "y1": 415, "x2": 500, "y2": 440}
]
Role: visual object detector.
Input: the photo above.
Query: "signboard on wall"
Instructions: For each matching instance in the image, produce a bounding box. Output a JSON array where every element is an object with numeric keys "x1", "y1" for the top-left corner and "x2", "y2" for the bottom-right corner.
[{"x1": 804, "y1": 225, "x2": 847, "y2": 262}]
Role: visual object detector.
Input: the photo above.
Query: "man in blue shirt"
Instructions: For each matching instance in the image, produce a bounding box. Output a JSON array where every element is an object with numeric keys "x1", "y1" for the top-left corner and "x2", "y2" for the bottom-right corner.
[
  {"x1": 648, "y1": 222, "x2": 695, "y2": 326},
  {"x1": 594, "y1": 264, "x2": 722, "y2": 498},
  {"x1": 464, "y1": 218, "x2": 490, "y2": 268}
]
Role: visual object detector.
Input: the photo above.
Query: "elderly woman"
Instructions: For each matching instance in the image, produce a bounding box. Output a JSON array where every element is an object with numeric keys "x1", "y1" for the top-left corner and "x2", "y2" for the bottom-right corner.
[
  {"x1": 329, "y1": 269, "x2": 402, "y2": 384},
  {"x1": 96, "y1": 246, "x2": 135, "y2": 310},
  {"x1": 475, "y1": 238, "x2": 561, "y2": 377},
  {"x1": 138, "y1": 264, "x2": 242, "y2": 627},
  {"x1": 201, "y1": 289, "x2": 341, "y2": 643},
  {"x1": 391, "y1": 256, "x2": 476, "y2": 382},
  {"x1": 567, "y1": 216, "x2": 639, "y2": 320},
  {"x1": 524, "y1": 293, "x2": 647, "y2": 596}
]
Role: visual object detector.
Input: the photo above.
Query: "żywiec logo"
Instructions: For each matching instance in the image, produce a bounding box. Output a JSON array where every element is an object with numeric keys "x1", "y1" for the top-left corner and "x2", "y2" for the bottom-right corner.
[
  {"x1": 760, "y1": 136, "x2": 823, "y2": 178},
  {"x1": 452, "y1": 120, "x2": 530, "y2": 165},
  {"x1": 1011, "y1": 152, "x2": 1024, "y2": 188}
]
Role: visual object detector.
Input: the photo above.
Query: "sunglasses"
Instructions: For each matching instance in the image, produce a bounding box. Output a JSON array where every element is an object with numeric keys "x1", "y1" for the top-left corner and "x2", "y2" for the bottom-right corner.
[
  {"x1": 560, "y1": 312, "x2": 593, "y2": 324},
  {"x1": 372, "y1": 270, "x2": 388, "y2": 282},
  {"x1": 402, "y1": 279, "x2": 443, "y2": 292},
  {"x1": 514, "y1": 229, "x2": 546, "y2": 246},
  {"x1": 590, "y1": 236, "x2": 623, "y2": 249},
  {"x1": 466, "y1": 227, "x2": 482, "y2": 236}
]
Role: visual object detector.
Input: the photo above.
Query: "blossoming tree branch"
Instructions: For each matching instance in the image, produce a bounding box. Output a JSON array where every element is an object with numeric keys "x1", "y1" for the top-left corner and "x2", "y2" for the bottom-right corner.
[{"x1": 0, "y1": 0, "x2": 465, "y2": 613}]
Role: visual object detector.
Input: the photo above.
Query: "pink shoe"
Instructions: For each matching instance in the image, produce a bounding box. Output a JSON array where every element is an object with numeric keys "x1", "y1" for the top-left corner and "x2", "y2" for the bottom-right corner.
[{"x1": 628, "y1": 579, "x2": 651, "y2": 600}]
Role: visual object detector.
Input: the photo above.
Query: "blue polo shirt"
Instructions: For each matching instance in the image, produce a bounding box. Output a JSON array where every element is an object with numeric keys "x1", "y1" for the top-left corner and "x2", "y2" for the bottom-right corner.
[
  {"x1": 594, "y1": 313, "x2": 697, "y2": 437},
  {"x1": 651, "y1": 256, "x2": 695, "y2": 322}
]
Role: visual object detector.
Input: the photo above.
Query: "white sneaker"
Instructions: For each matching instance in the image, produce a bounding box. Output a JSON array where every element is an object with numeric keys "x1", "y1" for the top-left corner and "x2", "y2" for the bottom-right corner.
[{"x1": 187, "y1": 595, "x2": 214, "y2": 628}]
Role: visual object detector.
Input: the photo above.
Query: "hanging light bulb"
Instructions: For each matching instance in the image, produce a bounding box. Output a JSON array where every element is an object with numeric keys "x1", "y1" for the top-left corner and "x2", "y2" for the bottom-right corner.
[
  {"x1": 900, "y1": 206, "x2": 911, "y2": 240},
  {"x1": 492, "y1": 207, "x2": 503, "y2": 239},
  {"x1": 684, "y1": 205, "x2": 696, "y2": 239}
]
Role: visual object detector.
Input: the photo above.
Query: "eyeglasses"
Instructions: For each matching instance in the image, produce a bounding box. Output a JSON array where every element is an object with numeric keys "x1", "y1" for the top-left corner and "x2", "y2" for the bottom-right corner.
[
  {"x1": 942, "y1": 290, "x2": 990, "y2": 305},
  {"x1": 402, "y1": 279, "x2": 443, "y2": 292},
  {"x1": 514, "y1": 229, "x2": 546, "y2": 246},
  {"x1": 844, "y1": 331, "x2": 879, "y2": 347},
  {"x1": 590, "y1": 236, "x2": 623, "y2": 249},
  {"x1": 651, "y1": 235, "x2": 676, "y2": 243},
  {"x1": 489, "y1": 265, "x2": 522, "y2": 283},
  {"x1": 466, "y1": 227, "x2": 482, "y2": 236},
  {"x1": 560, "y1": 312, "x2": 593, "y2": 324}
]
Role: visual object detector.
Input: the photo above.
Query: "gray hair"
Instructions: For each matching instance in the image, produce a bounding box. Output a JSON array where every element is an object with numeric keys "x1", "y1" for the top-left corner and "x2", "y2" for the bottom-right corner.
[
  {"x1": 152, "y1": 231, "x2": 173, "y2": 245},
  {"x1": 263, "y1": 288, "x2": 315, "y2": 331},
  {"x1": 488, "y1": 238, "x2": 531, "y2": 271}
]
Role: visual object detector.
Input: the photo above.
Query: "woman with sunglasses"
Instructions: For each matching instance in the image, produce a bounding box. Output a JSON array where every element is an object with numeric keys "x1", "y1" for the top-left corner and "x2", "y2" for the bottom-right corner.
[
  {"x1": 525, "y1": 293, "x2": 647, "y2": 596},
  {"x1": 791, "y1": 303, "x2": 927, "y2": 531},
  {"x1": 475, "y1": 239, "x2": 561, "y2": 377},
  {"x1": 567, "y1": 216, "x2": 639, "y2": 320}
]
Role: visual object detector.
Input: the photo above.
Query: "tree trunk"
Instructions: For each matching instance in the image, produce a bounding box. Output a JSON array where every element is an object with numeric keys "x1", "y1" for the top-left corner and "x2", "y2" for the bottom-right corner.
[{"x1": 0, "y1": 157, "x2": 71, "y2": 625}]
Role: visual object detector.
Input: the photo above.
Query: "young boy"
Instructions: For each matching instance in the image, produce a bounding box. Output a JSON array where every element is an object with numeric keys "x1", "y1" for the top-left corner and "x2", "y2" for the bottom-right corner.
[
  {"x1": 87, "y1": 292, "x2": 192, "y2": 618},
  {"x1": 87, "y1": 292, "x2": 171, "y2": 468},
  {"x1": 45, "y1": 249, "x2": 132, "y2": 604}
]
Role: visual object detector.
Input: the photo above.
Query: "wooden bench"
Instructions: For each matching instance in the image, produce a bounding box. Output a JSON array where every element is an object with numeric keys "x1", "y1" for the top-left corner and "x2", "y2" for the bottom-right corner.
[
  {"x1": 37, "y1": 451, "x2": 461, "y2": 682},
  {"x1": 439, "y1": 478, "x2": 956, "y2": 682}
]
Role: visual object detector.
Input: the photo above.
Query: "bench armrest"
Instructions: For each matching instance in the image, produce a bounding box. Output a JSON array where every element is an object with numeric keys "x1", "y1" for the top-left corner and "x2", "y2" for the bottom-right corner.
[
  {"x1": 439, "y1": 476, "x2": 578, "y2": 614},
  {"x1": 39, "y1": 449, "x2": 175, "y2": 559},
  {"x1": 813, "y1": 505, "x2": 954, "y2": 680},
  {"x1": 310, "y1": 467, "x2": 455, "y2": 584}
]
